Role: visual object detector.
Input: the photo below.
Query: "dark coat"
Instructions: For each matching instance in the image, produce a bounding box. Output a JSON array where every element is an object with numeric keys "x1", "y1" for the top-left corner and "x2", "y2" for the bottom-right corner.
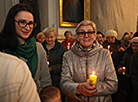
[
  {"x1": 117, "y1": 46, "x2": 134, "y2": 75},
  {"x1": 103, "y1": 39, "x2": 126, "y2": 71},
  {"x1": 130, "y1": 52, "x2": 138, "y2": 102},
  {"x1": 42, "y1": 40, "x2": 66, "y2": 89}
]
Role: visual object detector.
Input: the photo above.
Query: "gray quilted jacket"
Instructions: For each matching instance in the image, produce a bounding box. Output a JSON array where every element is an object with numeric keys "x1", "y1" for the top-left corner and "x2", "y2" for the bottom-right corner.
[{"x1": 60, "y1": 41, "x2": 118, "y2": 102}]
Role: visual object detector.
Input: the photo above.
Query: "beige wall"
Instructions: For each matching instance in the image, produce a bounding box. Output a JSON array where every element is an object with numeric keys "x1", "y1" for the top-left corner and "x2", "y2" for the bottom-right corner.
[
  {"x1": 0, "y1": 0, "x2": 19, "y2": 31},
  {"x1": 90, "y1": 0, "x2": 138, "y2": 39},
  {"x1": 1, "y1": 0, "x2": 138, "y2": 41}
]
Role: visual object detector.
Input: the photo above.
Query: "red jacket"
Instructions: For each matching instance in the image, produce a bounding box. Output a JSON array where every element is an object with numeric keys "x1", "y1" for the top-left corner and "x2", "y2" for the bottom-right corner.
[{"x1": 61, "y1": 37, "x2": 76, "y2": 50}]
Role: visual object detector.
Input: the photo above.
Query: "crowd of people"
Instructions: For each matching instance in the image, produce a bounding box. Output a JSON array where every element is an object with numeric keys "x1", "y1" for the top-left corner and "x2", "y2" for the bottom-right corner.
[{"x1": 0, "y1": 3, "x2": 138, "y2": 102}]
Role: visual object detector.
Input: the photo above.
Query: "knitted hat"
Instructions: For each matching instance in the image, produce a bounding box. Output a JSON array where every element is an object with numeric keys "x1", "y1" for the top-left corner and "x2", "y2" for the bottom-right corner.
[
  {"x1": 131, "y1": 37, "x2": 138, "y2": 43},
  {"x1": 105, "y1": 30, "x2": 117, "y2": 37}
]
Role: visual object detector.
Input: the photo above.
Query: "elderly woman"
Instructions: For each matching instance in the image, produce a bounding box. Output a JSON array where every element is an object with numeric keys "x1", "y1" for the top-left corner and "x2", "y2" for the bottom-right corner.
[
  {"x1": 103, "y1": 30, "x2": 126, "y2": 71},
  {"x1": 42, "y1": 27, "x2": 66, "y2": 101},
  {"x1": 60, "y1": 20, "x2": 118, "y2": 102}
]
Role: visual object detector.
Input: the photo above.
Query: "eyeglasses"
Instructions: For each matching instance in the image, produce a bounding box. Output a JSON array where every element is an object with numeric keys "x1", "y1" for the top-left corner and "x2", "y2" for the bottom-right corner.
[
  {"x1": 77, "y1": 31, "x2": 95, "y2": 37},
  {"x1": 14, "y1": 20, "x2": 37, "y2": 29}
]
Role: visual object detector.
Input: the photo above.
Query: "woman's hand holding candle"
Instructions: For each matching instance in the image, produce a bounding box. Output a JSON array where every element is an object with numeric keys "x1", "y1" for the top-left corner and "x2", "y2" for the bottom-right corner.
[
  {"x1": 77, "y1": 83, "x2": 97, "y2": 97},
  {"x1": 118, "y1": 67, "x2": 126, "y2": 75},
  {"x1": 122, "y1": 67, "x2": 126, "y2": 75}
]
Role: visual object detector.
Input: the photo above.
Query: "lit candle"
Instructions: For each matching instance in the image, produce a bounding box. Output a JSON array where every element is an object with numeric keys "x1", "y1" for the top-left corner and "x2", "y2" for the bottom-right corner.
[
  {"x1": 108, "y1": 45, "x2": 110, "y2": 50},
  {"x1": 67, "y1": 43, "x2": 70, "y2": 50},
  {"x1": 89, "y1": 71, "x2": 97, "y2": 87},
  {"x1": 47, "y1": 61, "x2": 49, "y2": 66},
  {"x1": 122, "y1": 67, "x2": 126, "y2": 75}
]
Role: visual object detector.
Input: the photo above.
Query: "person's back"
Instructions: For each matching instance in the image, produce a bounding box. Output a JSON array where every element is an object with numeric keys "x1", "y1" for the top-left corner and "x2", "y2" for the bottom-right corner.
[
  {"x1": 40, "y1": 86, "x2": 62, "y2": 102},
  {"x1": 0, "y1": 52, "x2": 40, "y2": 102}
]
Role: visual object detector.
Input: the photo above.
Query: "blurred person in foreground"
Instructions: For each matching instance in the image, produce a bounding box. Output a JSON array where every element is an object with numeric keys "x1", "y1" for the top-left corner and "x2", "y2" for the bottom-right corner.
[
  {"x1": 60, "y1": 20, "x2": 118, "y2": 102},
  {"x1": 0, "y1": 52, "x2": 40, "y2": 102}
]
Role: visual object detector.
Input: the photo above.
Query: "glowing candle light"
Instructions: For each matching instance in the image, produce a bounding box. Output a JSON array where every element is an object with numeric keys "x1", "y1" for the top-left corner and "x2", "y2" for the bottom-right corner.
[
  {"x1": 67, "y1": 43, "x2": 70, "y2": 50},
  {"x1": 47, "y1": 61, "x2": 49, "y2": 66},
  {"x1": 122, "y1": 67, "x2": 126, "y2": 75},
  {"x1": 89, "y1": 71, "x2": 97, "y2": 87},
  {"x1": 108, "y1": 45, "x2": 110, "y2": 50}
]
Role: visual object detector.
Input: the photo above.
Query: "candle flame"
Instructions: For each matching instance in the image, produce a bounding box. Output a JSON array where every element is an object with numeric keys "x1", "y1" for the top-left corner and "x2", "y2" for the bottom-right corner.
[
  {"x1": 108, "y1": 45, "x2": 110, "y2": 49},
  {"x1": 122, "y1": 67, "x2": 126, "y2": 70},
  {"x1": 92, "y1": 71, "x2": 96, "y2": 75}
]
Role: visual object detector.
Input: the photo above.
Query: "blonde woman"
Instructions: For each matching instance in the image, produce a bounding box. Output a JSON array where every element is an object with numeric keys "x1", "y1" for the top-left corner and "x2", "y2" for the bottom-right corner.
[
  {"x1": 42, "y1": 27, "x2": 66, "y2": 101},
  {"x1": 60, "y1": 20, "x2": 118, "y2": 102}
]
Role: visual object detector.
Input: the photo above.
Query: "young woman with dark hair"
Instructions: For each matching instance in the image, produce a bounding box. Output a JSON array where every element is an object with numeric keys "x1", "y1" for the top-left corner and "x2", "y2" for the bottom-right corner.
[{"x1": 0, "y1": 3, "x2": 52, "y2": 93}]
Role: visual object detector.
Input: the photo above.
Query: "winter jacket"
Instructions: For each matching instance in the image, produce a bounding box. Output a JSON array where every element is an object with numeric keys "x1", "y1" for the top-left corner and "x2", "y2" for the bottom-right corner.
[
  {"x1": 130, "y1": 52, "x2": 138, "y2": 102},
  {"x1": 103, "y1": 39, "x2": 126, "y2": 71},
  {"x1": 60, "y1": 41, "x2": 118, "y2": 102},
  {"x1": 42, "y1": 40, "x2": 66, "y2": 89},
  {"x1": 117, "y1": 46, "x2": 134, "y2": 75}
]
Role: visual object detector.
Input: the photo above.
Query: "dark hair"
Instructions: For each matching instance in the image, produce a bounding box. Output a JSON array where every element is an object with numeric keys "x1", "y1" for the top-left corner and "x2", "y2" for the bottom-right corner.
[
  {"x1": 97, "y1": 31, "x2": 105, "y2": 37},
  {"x1": 132, "y1": 32, "x2": 138, "y2": 38},
  {"x1": 64, "y1": 31, "x2": 72, "y2": 36},
  {"x1": 0, "y1": 3, "x2": 38, "y2": 51}
]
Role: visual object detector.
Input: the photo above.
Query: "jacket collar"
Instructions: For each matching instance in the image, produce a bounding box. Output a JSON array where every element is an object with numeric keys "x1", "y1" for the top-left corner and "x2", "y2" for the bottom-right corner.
[{"x1": 71, "y1": 41, "x2": 103, "y2": 57}]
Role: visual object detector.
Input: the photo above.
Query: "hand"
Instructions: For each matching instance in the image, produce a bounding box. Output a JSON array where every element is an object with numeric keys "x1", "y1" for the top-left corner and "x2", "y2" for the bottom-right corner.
[
  {"x1": 77, "y1": 83, "x2": 97, "y2": 97},
  {"x1": 118, "y1": 67, "x2": 123, "y2": 74},
  {"x1": 118, "y1": 47, "x2": 125, "y2": 52},
  {"x1": 49, "y1": 67, "x2": 52, "y2": 72}
]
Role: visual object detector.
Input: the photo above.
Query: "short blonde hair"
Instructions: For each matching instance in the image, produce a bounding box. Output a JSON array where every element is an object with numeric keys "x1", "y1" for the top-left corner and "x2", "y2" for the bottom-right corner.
[
  {"x1": 76, "y1": 20, "x2": 97, "y2": 33},
  {"x1": 43, "y1": 27, "x2": 57, "y2": 37}
]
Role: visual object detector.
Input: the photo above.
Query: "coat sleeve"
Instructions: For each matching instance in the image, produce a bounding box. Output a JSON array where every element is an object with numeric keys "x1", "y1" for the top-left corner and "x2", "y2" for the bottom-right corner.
[
  {"x1": 36, "y1": 43, "x2": 52, "y2": 93},
  {"x1": 94, "y1": 51, "x2": 118, "y2": 96},
  {"x1": 130, "y1": 53, "x2": 138, "y2": 95},
  {"x1": 40, "y1": 46, "x2": 52, "y2": 91},
  {"x1": 19, "y1": 61, "x2": 41, "y2": 102},
  {"x1": 117, "y1": 52, "x2": 128, "y2": 69}
]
